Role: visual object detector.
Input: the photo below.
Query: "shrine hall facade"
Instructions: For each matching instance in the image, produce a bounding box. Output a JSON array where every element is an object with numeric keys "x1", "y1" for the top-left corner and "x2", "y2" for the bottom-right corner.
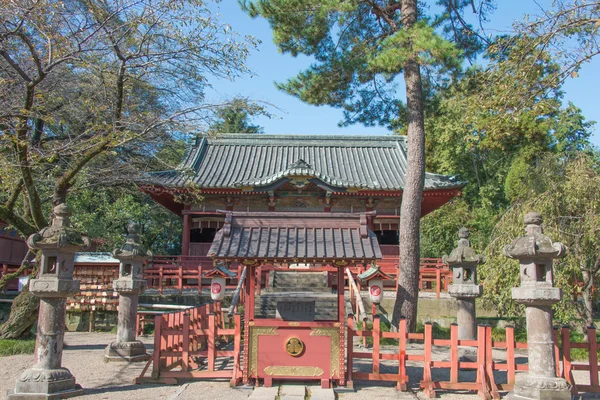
[{"x1": 141, "y1": 134, "x2": 463, "y2": 261}]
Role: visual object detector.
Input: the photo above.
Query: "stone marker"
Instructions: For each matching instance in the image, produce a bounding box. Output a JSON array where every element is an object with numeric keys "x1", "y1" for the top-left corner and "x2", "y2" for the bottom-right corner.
[
  {"x1": 505, "y1": 212, "x2": 571, "y2": 400},
  {"x1": 8, "y1": 204, "x2": 90, "y2": 399},
  {"x1": 443, "y1": 227, "x2": 485, "y2": 344},
  {"x1": 104, "y1": 223, "x2": 152, "y2": 362},
  {"x1": 276, "y1": 300, "x2": 316, "y2": 321}
]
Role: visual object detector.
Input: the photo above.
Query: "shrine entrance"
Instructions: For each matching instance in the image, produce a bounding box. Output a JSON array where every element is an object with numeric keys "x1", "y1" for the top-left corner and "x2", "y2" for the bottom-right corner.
[{"x1": 207, "y1": 211, "x2": 382, "y2": 388}]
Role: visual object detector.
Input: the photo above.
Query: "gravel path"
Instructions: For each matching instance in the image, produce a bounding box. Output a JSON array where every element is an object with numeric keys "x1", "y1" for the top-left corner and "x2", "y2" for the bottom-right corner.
[{"x1": 1, "y1": 332, "x2": 596, "y2": 399}]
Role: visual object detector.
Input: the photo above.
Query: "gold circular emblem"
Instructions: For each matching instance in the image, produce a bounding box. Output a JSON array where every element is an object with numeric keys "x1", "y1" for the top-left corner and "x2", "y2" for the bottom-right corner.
[{"x1": 285, "y1": 337, "x2": 304, "y2": 357}]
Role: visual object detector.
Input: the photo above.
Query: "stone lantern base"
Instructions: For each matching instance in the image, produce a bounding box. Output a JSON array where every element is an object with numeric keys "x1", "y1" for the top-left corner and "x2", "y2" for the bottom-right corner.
[
  {"x1": 104, "y1": 341, "x2": 150, "y2": 362},
  {"x1": 508, "y1": 374, "x2": 572, "y2": 400},
  {"x1": 7, "y1": 367, "x2": 83, "y2": 399}
]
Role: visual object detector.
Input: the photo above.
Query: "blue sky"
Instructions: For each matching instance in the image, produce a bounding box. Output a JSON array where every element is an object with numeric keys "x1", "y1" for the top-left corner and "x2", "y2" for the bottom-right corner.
[{"x1": 206, "y1": 1, "x2": 599, "y2": 147}]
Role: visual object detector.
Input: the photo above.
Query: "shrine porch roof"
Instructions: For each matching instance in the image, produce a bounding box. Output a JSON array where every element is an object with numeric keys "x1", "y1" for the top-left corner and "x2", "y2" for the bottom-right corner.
[{"x1": 207, "y1": 211, "x2": 382, "y2": 263}]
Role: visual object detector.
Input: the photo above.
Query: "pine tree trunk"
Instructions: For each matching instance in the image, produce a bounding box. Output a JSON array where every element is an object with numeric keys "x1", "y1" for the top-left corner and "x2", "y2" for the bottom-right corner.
[
  {"x1": 391, "y1": 0, "x2": 426, "y2": 333},
  {"x1": 0, "y1": 285, "x2": 39, "y2": 339}
]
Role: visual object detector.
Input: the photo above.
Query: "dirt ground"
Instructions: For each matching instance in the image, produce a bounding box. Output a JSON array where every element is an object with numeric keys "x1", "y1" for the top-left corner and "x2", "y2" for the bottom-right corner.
[{"x1": 0, "y1": 332, "x2": 596, "y2": 399}]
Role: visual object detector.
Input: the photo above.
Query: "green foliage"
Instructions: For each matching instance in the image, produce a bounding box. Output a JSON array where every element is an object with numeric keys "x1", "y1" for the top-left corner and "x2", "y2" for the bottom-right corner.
[
  {"x1": 69, "y1": 183, "x2": 182, "y2": 255},
  {"x1": 370, "y1": 21, "x2": 462, "y2": 73},
  {"x1": 209, "y1": 98, "x2": 265, "y2": 134},
  {"x1": 0, "y1": 339, "x2": 36, "y2": 356},
  {"x1": 243, "y1": 0, "x2": 485, "y2": 129},
  {"x1": 480, "y1": 154, "x2": 600, "y2": 327}
]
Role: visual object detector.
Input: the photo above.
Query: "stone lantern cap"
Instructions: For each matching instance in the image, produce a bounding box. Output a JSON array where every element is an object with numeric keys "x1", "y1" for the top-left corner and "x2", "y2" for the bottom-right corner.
[
  {"x1": 442, "y1": 227, "x2": 485, "y2": 267},
  {"x1": 112, "y1": 223, "x2": 152, "y2": 262},
  {"x1": 503, "y1": 212, "x2": 566, "y2": 261},
  {"x1": 27, "y1": 203, "x2": 91, "y2": 253}
]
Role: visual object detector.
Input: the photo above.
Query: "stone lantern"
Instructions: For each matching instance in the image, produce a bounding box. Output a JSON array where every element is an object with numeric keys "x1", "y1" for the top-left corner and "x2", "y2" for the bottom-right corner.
[
  {"x1": 443, "y1": 227, "x2": 485, "y2": 342},
  {"x1": 504, "y1": 212, "x2": 571, "y2": 400},
  {"x1": 8, "y1": 204, "x2": 90, "y2": 400},
  {"x1": 104, "y1": 223, "x2": 152, "y2": 362}
]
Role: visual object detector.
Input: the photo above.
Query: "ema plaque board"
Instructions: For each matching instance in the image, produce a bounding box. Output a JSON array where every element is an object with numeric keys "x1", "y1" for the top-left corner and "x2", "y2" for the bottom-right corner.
[{"x1": 276, "y1": 300, "x2": 316, "y2": 321}]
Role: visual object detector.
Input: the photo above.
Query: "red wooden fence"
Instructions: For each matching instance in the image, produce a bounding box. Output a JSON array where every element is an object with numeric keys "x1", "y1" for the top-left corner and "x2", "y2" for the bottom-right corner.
[
  {"x1": 135, "y1": 302, "x2": 242, "y2": 386},
  {"x1": 346, "y1": 315, "x2": 600, "y2": 398},
  {"x1": 142, "y1": 255, "x2": 451, "y2": 297}
]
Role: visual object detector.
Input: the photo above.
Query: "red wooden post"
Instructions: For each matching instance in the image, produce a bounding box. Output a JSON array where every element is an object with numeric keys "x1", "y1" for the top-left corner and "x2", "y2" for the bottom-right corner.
[
  {"x1": 166, "y1": 313, "x2": 174, "y2": 367},
  {"x1": 485, "y1": 325, "x2": 500, "y2": 399},
  {"x1": 151, "y1": 315, "x2": 162, "y2": 378},
  {"x1": 588, "y1": 326, "x2": 598, "y2": 387},
  {"x1": 373, "y1": 315, "x2": 381, "y2": 374},
  {"x1": 561, "y1": 326, "x2": 575, "y2": 390},
  {"x1": 208, "y1": 313, "x2": 216, "y2": 371},
  {"x1": 476, "y1": 325, "x2": 488, "y2": 399},
  {"x1": 506, "y1": 325, "x2": 516, "y2": 385},
  {"x1": 553, "y1": 327, "x2": 560, "y2": 377},
  {"x1": 397, "y1": 317, "x2": 407, "y2": 390},
  {"x1": 346, "y1": 314, "x2": 354, "y2": 389},
  {"x1": 248, "y1": 265, "x2": 255, "y2": 320},
  {"x1": 159, "y1": 265, "x2": 164, "y2": 294},
  {"x1": 435, "y1": 268, "x2": 441, "y2": 299},
  {"x1": 182, "y1": 313, "x2": 190, "y2": 372},
  {"x1": 177, "y1": 266, "x2": 183, "y2": 293},
  {"x1": 231, "y1": 312, "x2": 242, "y2": 386},
  {"x1": 337, "y1": 266, "x2": 345, "y2": 323},
  {"x1": 422, "y1": 323, "x2": 435, "y2": 398},
  {"x1": 182, "y1": 212, "x2": 191, "y2": 256},
  {"x1": 197, "y1": 265, "x2": 202, "y2": 293},
  {"x1": 450, "y1": 323, "x2": 458, "y2": 383}
]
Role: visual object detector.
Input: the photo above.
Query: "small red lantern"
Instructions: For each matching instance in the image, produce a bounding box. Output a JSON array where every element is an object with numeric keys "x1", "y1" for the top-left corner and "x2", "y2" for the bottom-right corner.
[{"x1": 358, "y1": 264, "x2": 393, "y2": 304}]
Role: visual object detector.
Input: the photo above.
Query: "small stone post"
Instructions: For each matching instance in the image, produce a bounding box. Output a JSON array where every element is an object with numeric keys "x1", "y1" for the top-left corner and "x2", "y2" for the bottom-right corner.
[
  {"x1": 444, "y1": 227, "x2": 485, "y2": 342},
  {"x1": 505, "y1": 212, "x2": 571, "y2": 400},
  {"x1": 104, "y1": 223, "x2": 152, "y2": 362},
  {"x1": 8, "y1": 204, "x2": 90, "y2": 399}
]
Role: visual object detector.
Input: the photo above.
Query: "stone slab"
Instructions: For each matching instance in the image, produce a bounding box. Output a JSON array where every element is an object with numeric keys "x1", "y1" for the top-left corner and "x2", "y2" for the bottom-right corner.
[
  {"x1": 248, "y1": 387, "x2": 279, "y2": 399},
  {"x1": 280, "y1": 385, "x2": 306, "y2": 397},
  {"x1": 276, "y1": 301, "x2": 315, "y2": 321},
  {"x1": 308, "y1": 387, "x2": 335, "y2": 400}
]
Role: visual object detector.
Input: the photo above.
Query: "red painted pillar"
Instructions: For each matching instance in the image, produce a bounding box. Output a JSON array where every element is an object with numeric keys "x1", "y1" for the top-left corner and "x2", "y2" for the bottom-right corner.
[{"x1": 182, "y1": 209, "x2": 191, "y2": 257}]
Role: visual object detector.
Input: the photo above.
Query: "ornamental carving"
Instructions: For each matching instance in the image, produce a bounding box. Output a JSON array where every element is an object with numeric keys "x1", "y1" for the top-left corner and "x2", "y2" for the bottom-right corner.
[
  {"x1": 263, "y1": 366, "x2": 324, "y2": 377},
  {"x1": 285, "y1": 337, "x2": 304, "y2": 357}
]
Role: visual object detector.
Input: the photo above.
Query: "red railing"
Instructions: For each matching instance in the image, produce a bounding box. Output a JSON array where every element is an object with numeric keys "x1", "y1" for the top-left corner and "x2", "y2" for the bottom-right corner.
[
  {"x1": 347, "y1": 316, "x2": 600, "y2": 397},
  {"x1": 135, "y1": 302, "x2": 242, "y2": 386},
  {"x1": 143, "y1": 246, "x2": 452, "y2": 297}
]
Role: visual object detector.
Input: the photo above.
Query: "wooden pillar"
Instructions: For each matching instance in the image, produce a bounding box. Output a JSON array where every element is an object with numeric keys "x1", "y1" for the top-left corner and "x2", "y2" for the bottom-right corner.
[
  {"x1": 246, "y1": 264, "x2": 256, "y2": 321},
  {"x1": 338, "y1": 267, "x2": 345, "y2": 323},
  {"x1": 182, "y1": 208, "x2": 191, "y2": 257}
]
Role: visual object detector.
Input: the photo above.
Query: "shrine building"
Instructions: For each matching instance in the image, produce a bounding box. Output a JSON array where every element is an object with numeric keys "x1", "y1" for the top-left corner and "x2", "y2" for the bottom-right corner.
[{"x1": 141, "y1": 134, "x2": 463, "y2": 259}]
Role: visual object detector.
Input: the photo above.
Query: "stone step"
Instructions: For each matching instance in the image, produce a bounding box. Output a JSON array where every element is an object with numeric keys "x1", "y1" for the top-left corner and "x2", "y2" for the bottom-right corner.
[
  {"x1": 248, "y1": 385, "x2": 336, "y2": 400},
  {"x1": 264, "y1": 286, "x2": 331, "y2": 293}
]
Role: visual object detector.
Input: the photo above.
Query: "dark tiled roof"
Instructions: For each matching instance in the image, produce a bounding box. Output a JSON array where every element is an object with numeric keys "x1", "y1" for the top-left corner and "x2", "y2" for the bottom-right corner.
[
  {"x1": 147, "y1": 134, "x2": 463, "y2": 191},
  {"x1": 207, "y1": 211, "x2": 382, "y2": 262}
]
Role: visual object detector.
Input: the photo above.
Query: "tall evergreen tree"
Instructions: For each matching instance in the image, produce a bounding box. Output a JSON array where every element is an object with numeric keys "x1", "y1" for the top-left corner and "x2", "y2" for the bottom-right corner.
[{"x1": 242, "y1": 0, "x2": 493, "y2": 330}]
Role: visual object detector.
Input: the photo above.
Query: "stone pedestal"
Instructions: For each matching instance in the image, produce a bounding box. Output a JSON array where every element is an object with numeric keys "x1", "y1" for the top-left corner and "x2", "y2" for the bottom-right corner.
[
  {"x1": 505, "y1": 212, "x2": 572, "y2": 400},
  {"x1": 104, "y1": 223, "x2": 151, "y2": 362},
  {"x1": 8, "y1": 204, "x2": 89, "y2": 399},
  {"x1": 9, "y1": 298, "x2": 83, "y2": 400},
  {"x1": 104, "y1": 286, "x2": 150, "y2": 362}
]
